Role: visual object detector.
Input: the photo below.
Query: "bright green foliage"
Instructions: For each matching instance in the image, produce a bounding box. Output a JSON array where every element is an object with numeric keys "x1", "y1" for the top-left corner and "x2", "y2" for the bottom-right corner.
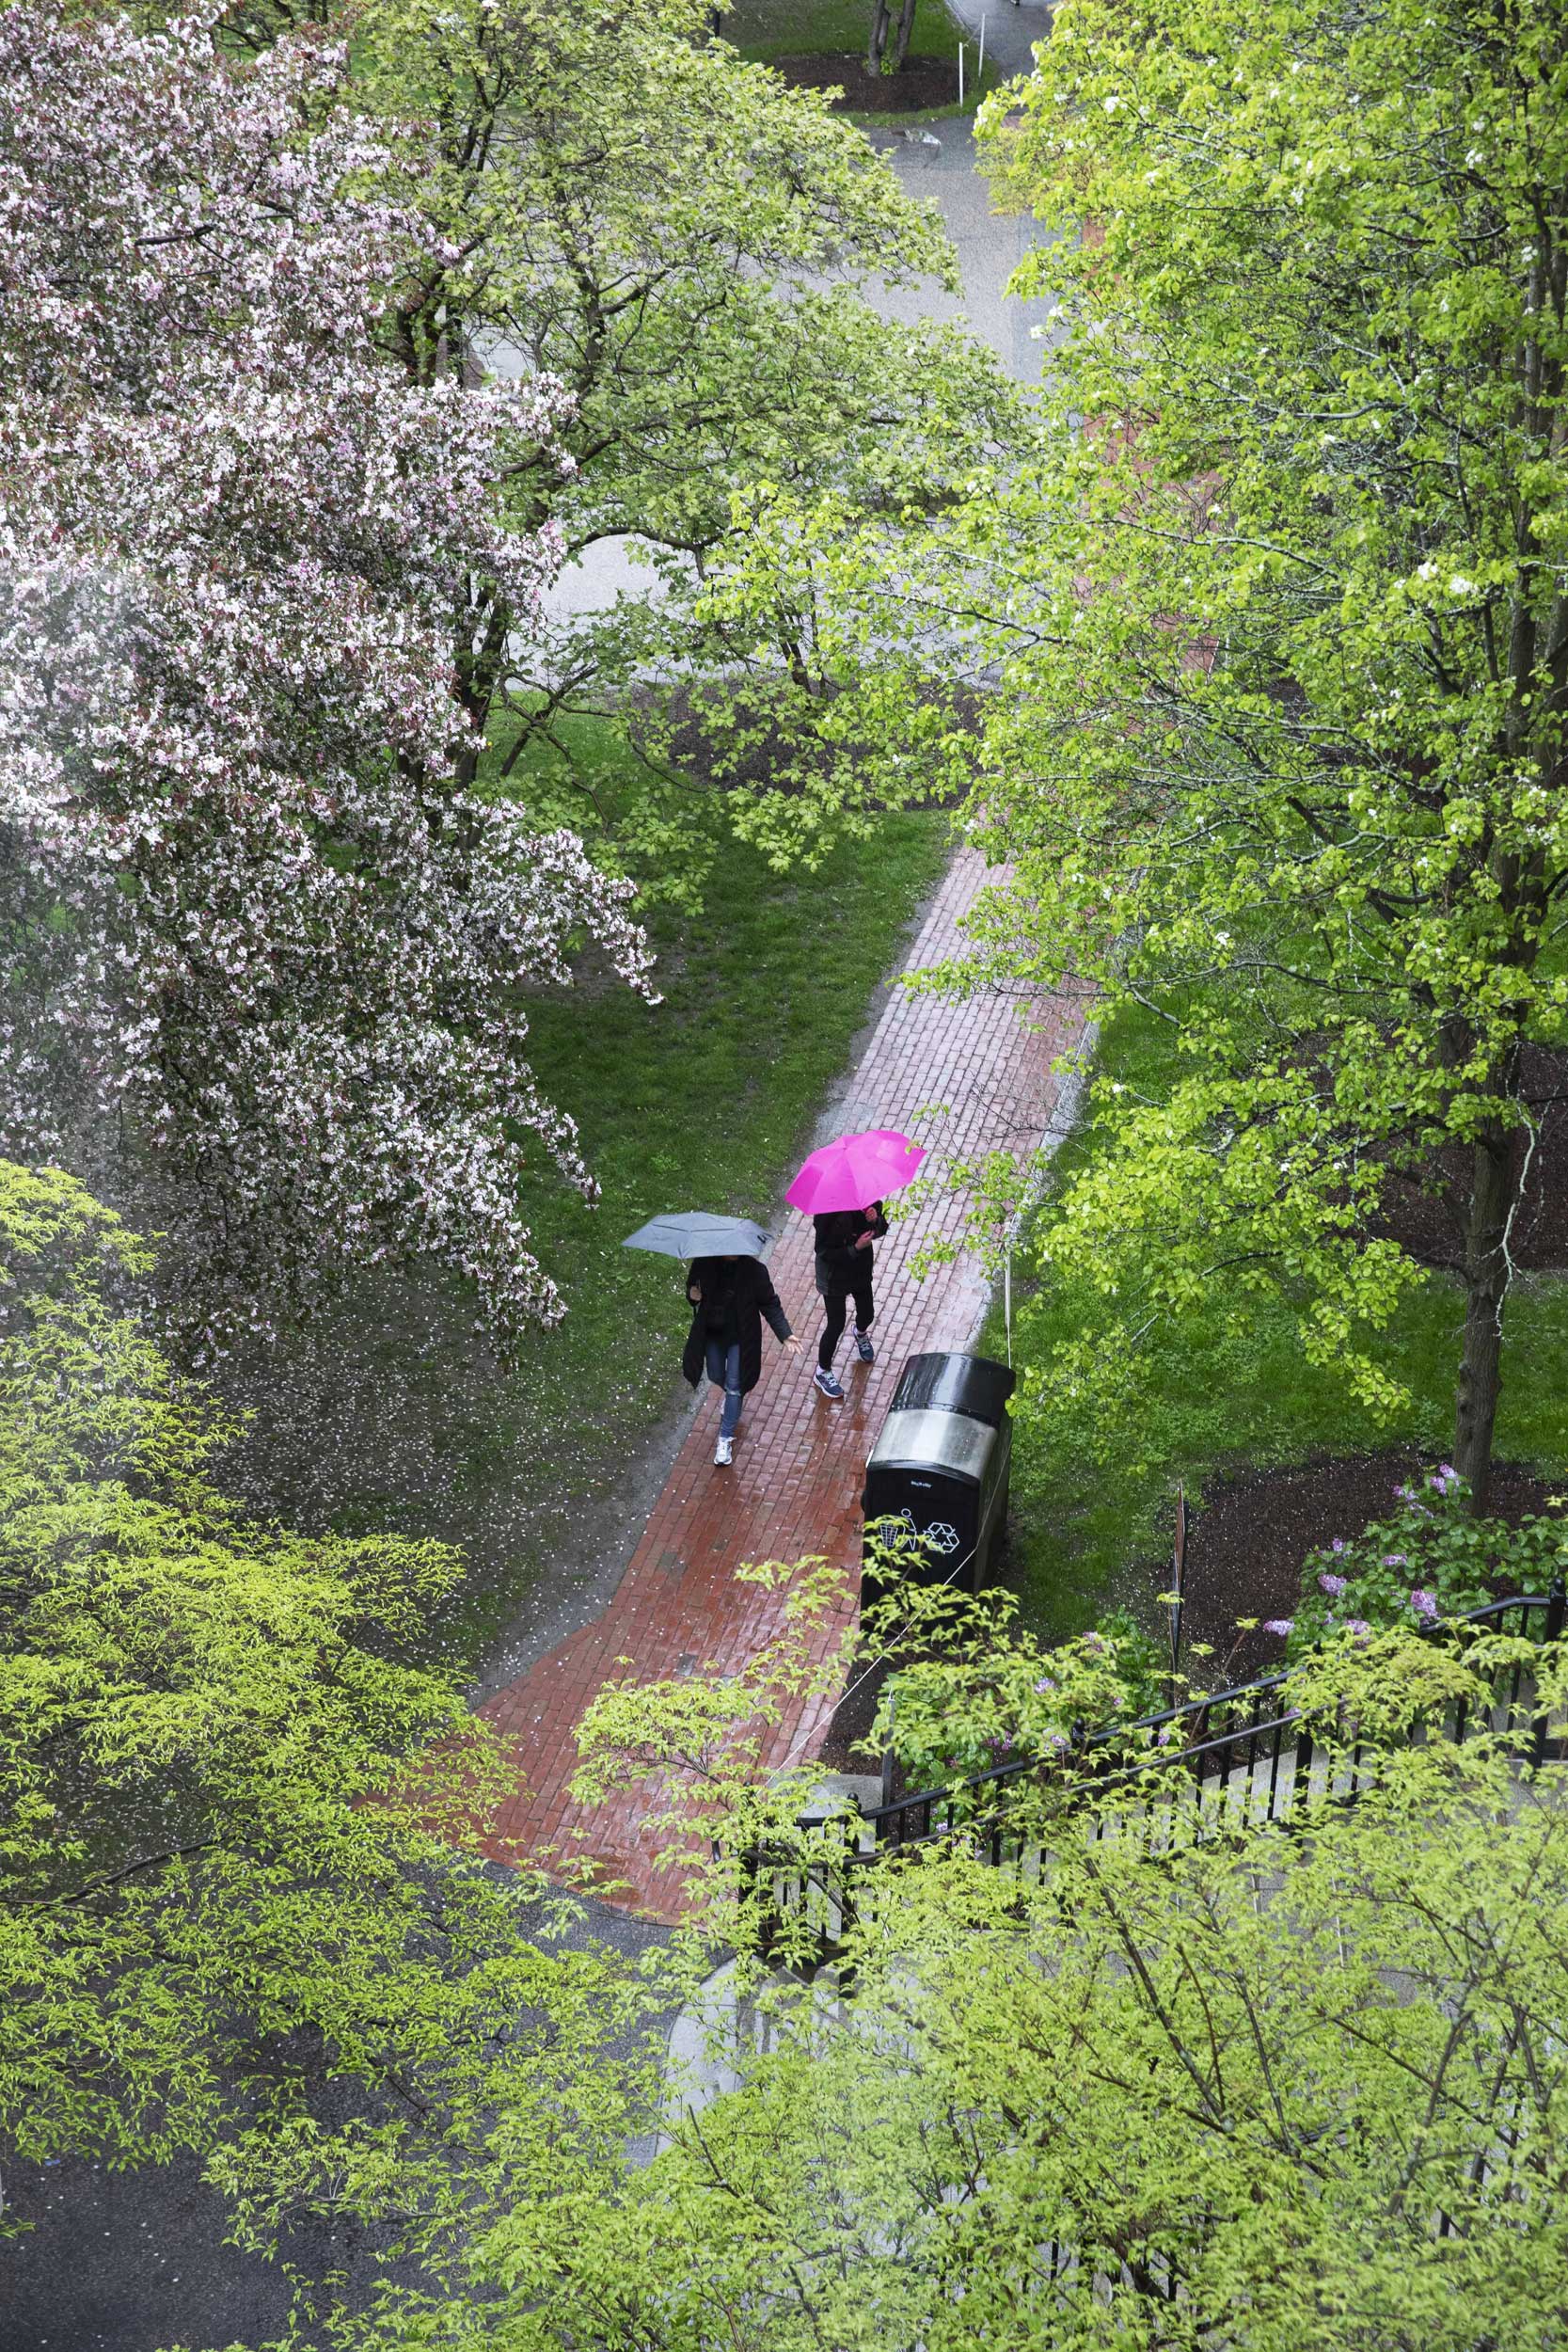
[
  {"x1": 981, "y1": 998, "x2": 1568, "y2": 1636},
  {"x1": 337, "y1": 1616, "x2": 1568, "y2": 2349},
  {"x1": 280, "y1": 0, "x2": 1018, "y2": 881},
  {"x1": 964, "y1": 0, "x2": 1568, "y2": 1508},
  {"x1": 0, "y1": 1160, "x2": 656, "y2": 2299},
  {"x1": 712, "y1": 0, "x2": 1568, "y2": 1500},
  {"x1": 857, "y1": 1567, "x2": 1168, "y2": 1782}
]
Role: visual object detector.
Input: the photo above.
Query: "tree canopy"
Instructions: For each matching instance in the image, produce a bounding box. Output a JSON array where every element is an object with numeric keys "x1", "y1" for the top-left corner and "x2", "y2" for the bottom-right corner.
[
  {"x1": 308, "y1": 1575, "x2": 1568, "y2": 2351},
  {"x1": 0, "y1": 6, "x2": 656, "y2": 1351},
  {"x1": 250, "y1": 0, "x2": 1020, "y2": 882},
  {"x1": 709, "y1": 0, "x2": 1568, "y2": 1501},
  {"x1": 0, "y1": 1158, "x2": 656, "y2": 2295}
]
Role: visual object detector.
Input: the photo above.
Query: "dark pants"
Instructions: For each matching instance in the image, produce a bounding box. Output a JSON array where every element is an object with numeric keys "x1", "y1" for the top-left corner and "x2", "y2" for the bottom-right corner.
[{"x1": 817, "y1": 1265, "x2": 875, "y2": 1371}]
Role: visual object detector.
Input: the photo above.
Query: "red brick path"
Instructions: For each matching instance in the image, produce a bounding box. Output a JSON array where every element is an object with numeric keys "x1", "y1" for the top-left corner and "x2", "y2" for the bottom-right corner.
[{"x1": 479, "y1": 850, "x2": 1086, "y2": 1917}]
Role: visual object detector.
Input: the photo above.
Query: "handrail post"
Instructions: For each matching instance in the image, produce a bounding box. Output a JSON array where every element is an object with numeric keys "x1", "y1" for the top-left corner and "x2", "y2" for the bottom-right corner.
[
  {"x1": 1531, "y1": 1574, "x2": 1566, "y2": 1772},
  {"x1": 880, "y1": 1690, "x2": 897, "y2": 1834},
  {"x1": 1167, "y1": 1484, "x2": 1186, "y2": 1712}
]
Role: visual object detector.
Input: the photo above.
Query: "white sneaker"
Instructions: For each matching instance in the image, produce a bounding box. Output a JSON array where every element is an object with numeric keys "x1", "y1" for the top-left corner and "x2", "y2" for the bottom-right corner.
[{"x1": 714, "y1": 1435, "x2": 733, "y2": 1466}]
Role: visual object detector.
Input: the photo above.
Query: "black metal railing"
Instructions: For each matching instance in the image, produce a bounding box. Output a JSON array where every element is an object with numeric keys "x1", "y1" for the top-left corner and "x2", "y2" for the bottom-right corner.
[{"x1": 741, "y1": 1582, "x2": 1567, "y2": 1968}]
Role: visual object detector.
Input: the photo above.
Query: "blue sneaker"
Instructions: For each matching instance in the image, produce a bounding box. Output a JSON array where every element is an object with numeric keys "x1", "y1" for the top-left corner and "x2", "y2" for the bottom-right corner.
[
  {"x1": 853, "y1": 1327, "x2": 875, "y2": 1364},
  {"x1": 813, "y1": 1366, "x2": 844, "y2": 1401}
]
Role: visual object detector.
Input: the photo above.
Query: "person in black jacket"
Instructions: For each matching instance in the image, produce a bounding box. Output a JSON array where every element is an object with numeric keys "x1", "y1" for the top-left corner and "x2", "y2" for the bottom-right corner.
[
  {"x1": 681, "y1": 1254, "x2": 799, "y2": 1466},
  {"x1": 810, "y1": 1199, "x2": 888, "y2": 1400}
]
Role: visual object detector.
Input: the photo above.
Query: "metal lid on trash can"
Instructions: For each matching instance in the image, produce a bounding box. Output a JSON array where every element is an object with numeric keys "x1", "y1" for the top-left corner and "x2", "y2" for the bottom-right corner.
[{"x1": 889, "y1": 1351, "x2": 1015, "y2": 1428}]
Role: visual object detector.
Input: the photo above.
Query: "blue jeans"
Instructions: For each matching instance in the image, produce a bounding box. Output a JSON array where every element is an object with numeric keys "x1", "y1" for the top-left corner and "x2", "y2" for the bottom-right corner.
[{"x1": 705, "y1": 1337, "x2": 743, "y2": 1438}]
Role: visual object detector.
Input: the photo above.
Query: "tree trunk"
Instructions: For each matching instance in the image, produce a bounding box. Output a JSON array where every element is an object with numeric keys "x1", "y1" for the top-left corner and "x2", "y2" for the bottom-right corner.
[
  {"x1": 890, "y1": 0, "x2": 919, "y2": 72},
  {"x1": 1452, "y1": 1102, "x2": 1524, "y2": 1513},
  {"x1": 865, "y1": 0, "x2": 892, "y2": 76}
]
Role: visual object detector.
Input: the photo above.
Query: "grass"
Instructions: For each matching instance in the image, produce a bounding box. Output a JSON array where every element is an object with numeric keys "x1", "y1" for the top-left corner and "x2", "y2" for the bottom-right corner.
[
  {"x1": 724, "y1": 0, "x2": 963, "y2": 63},
  {"x1": 309, "y1": 717, "x2": 951, "y2": 1667},
  {"x1": 721, "y1": 0, "x2": 1007, "y2": 115},
  {"x1": 988, "y1": 1002, "x2": 1568, "y2": 1644}
]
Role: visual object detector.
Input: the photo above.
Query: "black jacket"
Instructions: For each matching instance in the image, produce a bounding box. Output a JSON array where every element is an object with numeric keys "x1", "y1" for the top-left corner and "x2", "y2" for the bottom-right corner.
[
  {"x1": 681, "y1": 1256, "x2": 792, "y2": 1395},
  {"x1": 813, "y1": 1201, "x2": 888, "y2": 1284}
]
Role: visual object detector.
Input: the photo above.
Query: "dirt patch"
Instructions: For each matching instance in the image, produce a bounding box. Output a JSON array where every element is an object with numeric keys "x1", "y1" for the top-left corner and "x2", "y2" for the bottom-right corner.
[
  {"x1": 768, "y1": 52, "x2": 961, "y2": 110},
  {"x1": 1173, "y1": 1452, "x2": 1559, "y2": 1686},
  {"x1": 1375, "y1": 1044, "x2": 1568, "y2": 1274},
  {"x1": 816, "y1": 1646, "x2": 894, "y2": 1773}
]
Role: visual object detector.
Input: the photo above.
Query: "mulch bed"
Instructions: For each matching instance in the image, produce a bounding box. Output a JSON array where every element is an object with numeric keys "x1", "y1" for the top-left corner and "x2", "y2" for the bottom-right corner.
[
  {"x1": 1374, "y1": 1043, "x2": 1568, "y2": 1274},
  {"x1": 768, "y1": 52, "x2": 961, "y2": 110},
  {"x1": 1165, "y1": 1451, "x2": 1559, "y2": 1686}
]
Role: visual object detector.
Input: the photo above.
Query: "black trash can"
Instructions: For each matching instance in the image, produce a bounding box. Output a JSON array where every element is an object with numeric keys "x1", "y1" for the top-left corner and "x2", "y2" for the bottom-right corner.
[{"x1": 860, "y1": 1350, "x2": 1015, "y2": 1607}]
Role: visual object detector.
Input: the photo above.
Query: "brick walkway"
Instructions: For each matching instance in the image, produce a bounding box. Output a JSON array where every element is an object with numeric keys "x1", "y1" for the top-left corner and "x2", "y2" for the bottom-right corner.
[{"x1": 478, "y1": 850, "x2": 1086, "y2": 1917}]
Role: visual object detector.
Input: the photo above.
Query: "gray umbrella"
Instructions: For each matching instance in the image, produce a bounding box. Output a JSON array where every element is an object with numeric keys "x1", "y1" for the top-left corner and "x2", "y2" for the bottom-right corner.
[{"x1": 622, "y1": 1211, "x2": 770, "y2": 1262}]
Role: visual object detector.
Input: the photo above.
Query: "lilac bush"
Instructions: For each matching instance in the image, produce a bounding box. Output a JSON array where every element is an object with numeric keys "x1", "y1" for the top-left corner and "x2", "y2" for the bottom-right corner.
[
  {"x1": 0, "y1": 7, "x2": 655, "y2": 1354},
  {"x1": 1268, "y1": 1469, "x2": 1568, "y2": 1664}
]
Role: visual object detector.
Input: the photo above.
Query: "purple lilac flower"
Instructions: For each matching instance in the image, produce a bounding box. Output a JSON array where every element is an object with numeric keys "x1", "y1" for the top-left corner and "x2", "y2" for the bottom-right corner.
[
  {"x1": 1263, "y1": 1618, "x2": 1294, "y2": 1636},
  {"x1": 1395, "y1": 1485, "x2": 1416, "y2": 1502},
  {"x1": 1156, "y1": 1725, "x2": 1177, "y2": 1747},
  {"x1": 1046, "y1": 1731, "x2": 1070, "y2": 1754},
  {"x1": 1033, "y1": 1676, "x2": 1057, "y2": 1695},
  {"x1": 1319, "y1": 1572, "x2": 1348, "y2": 1597},
  {"x1": 1330, "y1": 1539, "x2": 1346, "y2": 1555},
  {"x1": 1382, "y1": 1554, "x2": 1408, "y2": 1567},
  {"x1": 1409, "y1": 1588, "x2": 1439, "y2": 1622},
  {"x1": 1082, "y1": 1632, "x2": 1106, "y2": 1654},
  {"x1": 1346, "y1": 1619, "x2": 1372, "y2": 1643}
]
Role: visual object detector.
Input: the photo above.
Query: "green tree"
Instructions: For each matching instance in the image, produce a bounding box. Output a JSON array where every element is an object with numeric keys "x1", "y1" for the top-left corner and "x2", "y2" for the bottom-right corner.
[
  {"x1": 323, "y1": 1581, "x2": 1568, "y2": 2349},
  {"x1": 277, "y1": 0, "x2": 1017, "y2": 882},
  {"x1": 708, "y1": 0, "x2": 1568, "y2": 1501},
  {"x1": 0, "y1": 1160, "x2": 656, "y2": 2304},
  {"x1": 865, "y1": 0, "x2": 919, "y2": 80}
]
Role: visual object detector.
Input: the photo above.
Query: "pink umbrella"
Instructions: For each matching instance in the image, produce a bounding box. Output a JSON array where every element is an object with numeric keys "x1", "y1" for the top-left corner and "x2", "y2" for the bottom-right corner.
[{"x1": 785, "y1": 1127, "x2": 926, "y2": 1215}]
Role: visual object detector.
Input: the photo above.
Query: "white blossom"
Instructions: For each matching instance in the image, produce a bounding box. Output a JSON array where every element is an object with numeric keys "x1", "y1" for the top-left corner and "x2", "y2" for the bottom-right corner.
[{"x1": 0, "y1": 6, "x2": 655, "y2": 1354}]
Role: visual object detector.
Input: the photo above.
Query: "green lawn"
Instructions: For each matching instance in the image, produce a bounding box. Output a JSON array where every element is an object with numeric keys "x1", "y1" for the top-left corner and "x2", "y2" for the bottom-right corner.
[
  {"x1": 721, "y1": 0, "x2": 1006, "y2": 116},
  {"x1": 724, "y1": 0, "x2": 963, "y2": 63},
  {"x1": 346, "y1": 719, "x2": 951, "y2": 1665},
  {"x1": 989, "y1": 1002, "x2": 1568, "y2": 1642},
  {"x1": 508, "y1": 733, "x2": 943, "y2": 1388}
]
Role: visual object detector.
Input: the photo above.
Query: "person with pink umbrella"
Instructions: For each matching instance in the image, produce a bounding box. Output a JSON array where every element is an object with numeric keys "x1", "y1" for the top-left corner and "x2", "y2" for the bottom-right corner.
[{"x1": 784, "y1": 1129, "x2": 926, "y2": 1402}]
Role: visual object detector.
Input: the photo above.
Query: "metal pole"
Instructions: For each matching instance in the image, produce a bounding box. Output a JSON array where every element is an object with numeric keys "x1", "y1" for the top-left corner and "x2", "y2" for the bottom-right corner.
[
  {"x1": 880, "y1": 1689, "x2": 897, "y2": 1828},
  {"x1": 1168, "y1": 1484, "x2": 1186, "y2": 1706},
  {"x1": 958, "y1": 41, "x2": 964, "y2": 103},
  {"x1": 978, "y1": 13, "x2": 987, "y2": 78},
  {"x1": 1531, "y1": 1572, "x2": 1566, "y2": 1771},
  {"x1": 1004, "y1": 1237, "x2": 1012, "y2": 1368}
]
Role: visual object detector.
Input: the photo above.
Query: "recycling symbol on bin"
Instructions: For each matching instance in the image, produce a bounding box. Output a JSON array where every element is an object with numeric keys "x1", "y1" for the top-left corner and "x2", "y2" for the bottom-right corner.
[{"x1": 920, "y1": 1521, "x2": 961, "y2": 1556}]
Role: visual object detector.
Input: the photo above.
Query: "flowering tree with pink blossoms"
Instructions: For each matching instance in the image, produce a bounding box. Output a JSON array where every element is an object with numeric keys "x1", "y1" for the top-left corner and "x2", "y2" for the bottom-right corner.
[{"x1": 0, "y1": 7, "x2": 655, "y2": 1353}]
